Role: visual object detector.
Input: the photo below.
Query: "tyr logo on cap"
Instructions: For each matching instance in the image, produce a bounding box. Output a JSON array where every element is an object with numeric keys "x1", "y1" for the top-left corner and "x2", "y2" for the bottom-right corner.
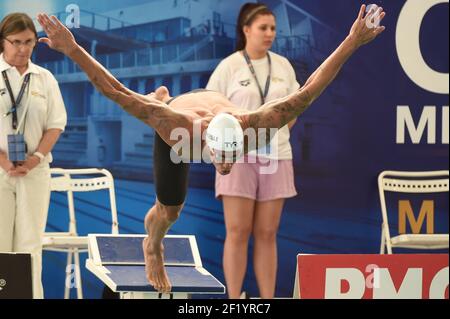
[{"x1": 224, "y1": 141, "x2": 238, "y2": 149}]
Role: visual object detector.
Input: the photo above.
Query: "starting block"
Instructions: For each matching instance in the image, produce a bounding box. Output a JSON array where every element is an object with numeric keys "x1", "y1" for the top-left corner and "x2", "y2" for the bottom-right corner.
[{"x1": 86, "y1": 234, "x2": 225, "y2": 298}]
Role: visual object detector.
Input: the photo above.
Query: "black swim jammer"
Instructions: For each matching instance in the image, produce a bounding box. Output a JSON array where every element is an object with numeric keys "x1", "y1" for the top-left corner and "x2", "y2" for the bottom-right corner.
[{"x1": 153, "y1": 89, "x2": 212, "y2": 206}]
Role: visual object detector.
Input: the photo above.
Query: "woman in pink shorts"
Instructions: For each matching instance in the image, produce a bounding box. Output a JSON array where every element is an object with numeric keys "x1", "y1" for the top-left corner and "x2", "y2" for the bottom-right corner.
[{"x1": 207, "y1": 3, "x2": 299, "y2": 298}]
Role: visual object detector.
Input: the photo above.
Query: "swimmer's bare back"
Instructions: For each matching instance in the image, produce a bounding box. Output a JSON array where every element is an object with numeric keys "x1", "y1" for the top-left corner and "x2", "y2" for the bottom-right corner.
[{"x1": 162, "y1": 88, "x2": 250, "y2": 128}]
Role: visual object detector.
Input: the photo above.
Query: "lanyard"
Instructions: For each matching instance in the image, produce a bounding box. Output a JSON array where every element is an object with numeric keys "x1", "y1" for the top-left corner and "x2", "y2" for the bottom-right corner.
[
  {"x1": 243, "y1": 50, "x2": 272, "y2": 105},
  {"x1": 2, "y1": 70, "x2": 31, "y2": 130}
]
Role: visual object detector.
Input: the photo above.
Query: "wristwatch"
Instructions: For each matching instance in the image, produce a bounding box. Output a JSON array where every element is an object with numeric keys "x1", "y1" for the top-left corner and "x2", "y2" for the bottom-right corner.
[{"x1": 33, "y1": 151, "x2": 45, "y2": 163}]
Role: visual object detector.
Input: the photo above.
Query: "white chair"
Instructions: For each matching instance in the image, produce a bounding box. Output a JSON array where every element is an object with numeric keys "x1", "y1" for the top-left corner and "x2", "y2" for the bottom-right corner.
[
  {"x1": 43, "y1": 168, "x2": 119, "y2": 299},
  {"x1": 378, "y1": 170, "x2": 449, "y2": 254}
]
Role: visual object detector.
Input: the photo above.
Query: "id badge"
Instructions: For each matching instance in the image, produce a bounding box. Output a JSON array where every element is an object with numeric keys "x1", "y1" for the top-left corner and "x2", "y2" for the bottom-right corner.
[{"x1": 7, "y1": 134, "x2": 28, "y2": 162}]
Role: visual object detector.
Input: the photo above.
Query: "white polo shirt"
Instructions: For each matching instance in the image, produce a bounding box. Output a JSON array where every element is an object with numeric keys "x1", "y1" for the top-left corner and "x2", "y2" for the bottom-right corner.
[
  {"x1": 0, "y1": 53, "x2": 67, "y2": 163},
  {"x1": 206, "y1": 51, "x2": 300, "y2": 160}
]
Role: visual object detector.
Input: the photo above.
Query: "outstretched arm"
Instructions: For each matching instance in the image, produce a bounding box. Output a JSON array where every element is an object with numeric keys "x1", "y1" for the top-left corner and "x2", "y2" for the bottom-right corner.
[
  {"x1": 36, "y1": 14, "x2": 189, "y2": 145},
  {"x1": 245, "y1": 5, "x2": 386, "y2": 132}
]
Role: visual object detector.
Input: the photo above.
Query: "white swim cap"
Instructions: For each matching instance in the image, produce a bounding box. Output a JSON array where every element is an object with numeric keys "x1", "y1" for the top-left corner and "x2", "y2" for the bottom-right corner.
[{"x1": 206, "y1": 113, "x2": 244, "y2": 152}]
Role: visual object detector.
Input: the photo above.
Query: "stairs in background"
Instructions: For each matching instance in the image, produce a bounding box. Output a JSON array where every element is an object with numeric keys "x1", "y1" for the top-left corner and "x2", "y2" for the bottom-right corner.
[
  {"x1": 112, "y1": 132, "x2": 155, "y2": 180},
  {"x1": 52, "y1": 118, "x2": 87, "y2": 166}
]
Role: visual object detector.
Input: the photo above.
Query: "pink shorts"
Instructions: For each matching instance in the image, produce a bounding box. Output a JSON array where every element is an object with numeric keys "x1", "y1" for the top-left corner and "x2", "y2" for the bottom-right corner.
[{"x1": 215, "y1": 156, "x2": 298, "y2": 201}]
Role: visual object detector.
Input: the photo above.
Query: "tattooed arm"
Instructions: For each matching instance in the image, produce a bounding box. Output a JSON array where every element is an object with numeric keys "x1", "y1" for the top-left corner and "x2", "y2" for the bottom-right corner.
[
  {"x1": 37, "y1": 13, "x2": 190, "y2": 146},
  {"x1": 244, "y1": 5, "x2": 386, "y2": 143}
]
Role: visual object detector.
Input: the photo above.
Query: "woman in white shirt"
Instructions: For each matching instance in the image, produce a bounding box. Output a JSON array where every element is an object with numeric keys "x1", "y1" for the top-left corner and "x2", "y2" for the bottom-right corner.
[
  {"x1": 207, "y1": 3, "x2": 299, "y2": 298},
  {"x1": 0, "y1": 13, "x2": 67, "y2": 299}
]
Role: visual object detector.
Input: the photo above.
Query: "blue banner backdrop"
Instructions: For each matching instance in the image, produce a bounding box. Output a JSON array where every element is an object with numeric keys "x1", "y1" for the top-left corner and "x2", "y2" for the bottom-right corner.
[{"x1": 0, "y1": 0, "x2": 448, "y2": 298}]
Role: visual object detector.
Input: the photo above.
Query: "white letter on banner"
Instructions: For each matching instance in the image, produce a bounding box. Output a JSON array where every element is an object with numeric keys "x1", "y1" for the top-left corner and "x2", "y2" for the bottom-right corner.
[
  {"x1": 325, "y1": 268, "x2": 365, "y2": 299},
  {"x1": 429, "y1": 267, "x2": 449, "y2": 299},
  {"x1": 373, "y1": 268, "x2": 422, "y2": 299},
  {"x1": 443, "y1": 106, "x2": 449, "y2": 144},
  {"x1": 396, "y1": 0, "x2": 449, "y2": 94},
  {"x1": 397, "y1": 106, "x2": 436, "y2": 144}
]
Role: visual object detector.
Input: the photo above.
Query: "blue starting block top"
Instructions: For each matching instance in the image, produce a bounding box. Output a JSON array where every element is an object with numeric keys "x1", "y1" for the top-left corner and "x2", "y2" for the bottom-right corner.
[
  {"x1": 105, "y1": 265, "x2": 224, "y2": 293},
  {"x1": 86, "y1": 234, "x2": 225, "y2": 295},
  {"x1": 96, "y1": 236, "x2": 195, "y2": 265}
]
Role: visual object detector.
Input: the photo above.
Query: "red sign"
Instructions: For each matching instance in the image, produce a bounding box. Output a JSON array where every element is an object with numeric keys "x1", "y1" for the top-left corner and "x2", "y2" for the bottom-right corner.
[{"x1": 296, "y1": 254, "x2": 449, "y2": 299}]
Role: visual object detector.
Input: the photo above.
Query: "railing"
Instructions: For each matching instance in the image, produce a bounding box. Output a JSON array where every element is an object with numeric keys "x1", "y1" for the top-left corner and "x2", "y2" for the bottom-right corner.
[
  {"x1": 52, "y1": 9, "x2": 133, "y2": 31},
  {"x1": 41, "y1": 35, "x2": 311, "y2": 75},
  {"x1": 182, "y1": 20, "x2": 236, "y2": 38},
  {"x1": 173, "y1": 35, "x2": 213, "y2": 62},
  {"x1": 42, "y1": 37, "x2": 230, "y2": 74},
  {"x1": 272, "y1": 35, "x2": 312, "y2": 62}
]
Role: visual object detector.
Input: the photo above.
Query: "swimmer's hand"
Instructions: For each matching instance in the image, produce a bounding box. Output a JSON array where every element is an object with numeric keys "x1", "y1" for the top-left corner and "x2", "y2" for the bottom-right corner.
[
  {"x1": 348, "y1": 5, "x2": 386, "y2": 48},
  {"x1": 37, "y1": 13, "x2": 78, "y2": 56}
]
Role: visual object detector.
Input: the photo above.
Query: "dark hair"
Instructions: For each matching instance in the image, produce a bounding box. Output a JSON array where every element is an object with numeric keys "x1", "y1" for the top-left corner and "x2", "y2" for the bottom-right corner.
[
  {"x1": 235, "y1": 3, "x2": 274, "y2": 51},
  {"x1": 0, "y1": 13, "x2": 38, "y2": 53}
]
